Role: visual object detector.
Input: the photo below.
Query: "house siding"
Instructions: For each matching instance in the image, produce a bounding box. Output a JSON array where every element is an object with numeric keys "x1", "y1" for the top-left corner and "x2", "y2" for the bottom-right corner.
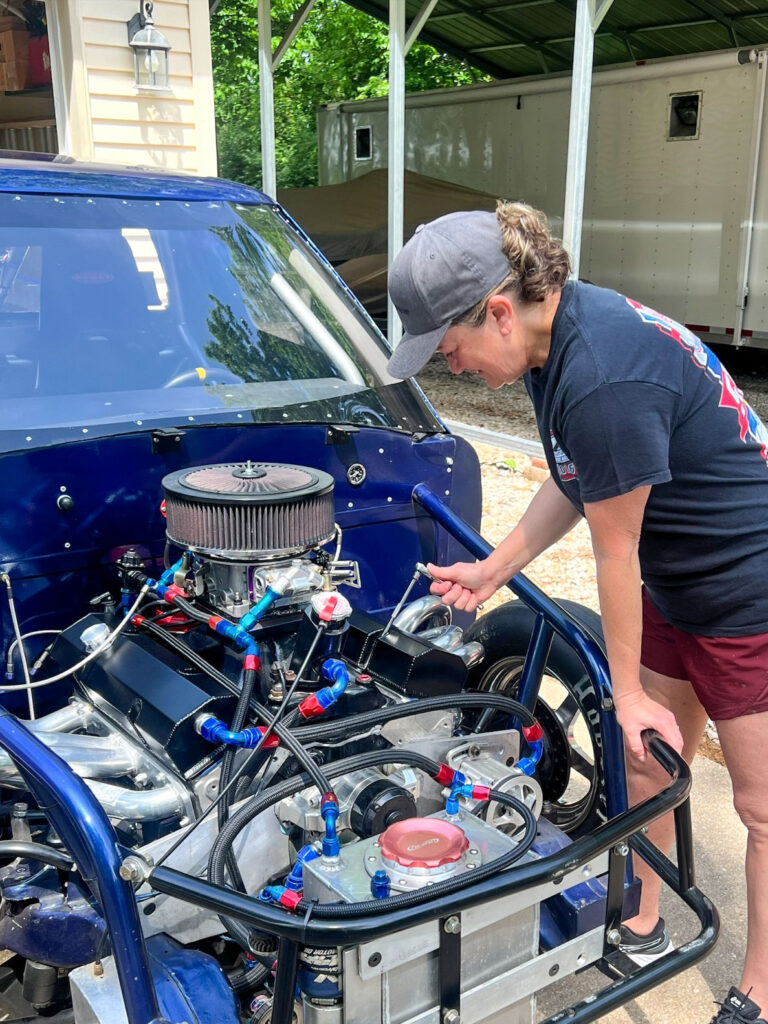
[{"x1": 54, "y1": 0, "x2": 216, "y2": 174}]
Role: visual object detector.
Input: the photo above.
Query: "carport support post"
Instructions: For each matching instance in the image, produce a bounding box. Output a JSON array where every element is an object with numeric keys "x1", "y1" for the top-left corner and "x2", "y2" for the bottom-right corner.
[
  {"x1": 387, "y1": 0, "x2": 406, "y2": 345},
  {"x1": 259, "y1": 0, "x2": 277, "y2": 199},
  {"x1": 562, "y1": 0, "x2": 614, "y2": 279}
]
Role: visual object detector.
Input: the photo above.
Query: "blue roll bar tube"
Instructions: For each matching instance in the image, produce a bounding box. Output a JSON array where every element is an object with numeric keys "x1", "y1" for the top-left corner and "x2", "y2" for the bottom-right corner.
[
  {"x1": 412, "y1": 483, "x2": 629, "y2": 820},
  {"x1": 0, "y1": 710, "x2": 167, "y2": 1024}
]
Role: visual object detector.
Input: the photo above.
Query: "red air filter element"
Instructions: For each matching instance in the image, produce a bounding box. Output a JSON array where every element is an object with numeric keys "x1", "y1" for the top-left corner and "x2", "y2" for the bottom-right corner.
[{"x1": 161, "y1": 462, "x2": 335, "y2": 562}]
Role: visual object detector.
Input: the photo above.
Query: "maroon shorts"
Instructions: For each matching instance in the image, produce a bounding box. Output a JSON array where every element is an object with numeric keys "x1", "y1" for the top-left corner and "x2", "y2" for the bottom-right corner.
[{"x1": 641, "y1": 590, "x2": 768, "y2": 721}]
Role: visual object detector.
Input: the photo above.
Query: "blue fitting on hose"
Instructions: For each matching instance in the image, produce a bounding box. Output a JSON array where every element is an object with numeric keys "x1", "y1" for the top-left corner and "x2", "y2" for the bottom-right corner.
[
  {"x1": 321, "y1": 658, "x2": 349, "y2": 699},
  {"x1": 158, "y1": 556, "x2": 185, "y2": 587},
  {"x1": 239, "y1": 587, "x2": 280, "y2": 632},
  {"x1": 517, "y1": 740, "x2": 544, "y2": 777},
  {"x1": 370, "y1": 870, "x2": 391, "y2": 899},
  {"x1": 445, "y1": 779, "x2": 472, "y2": 816},
  {"x1": 210, "y1": 617, "x2": 253, "y2": 650},
  {"x1": 308, "y1": 659, "x2": 350, "y2": 716},
  {"x1": 285, "y1": 845, "x2": 321, "y2": 891},
  {"x1": 197, "y1": 716, "x2": 266, "y2": 749},
  {"x1": 321, "y1": 796, "x2": 340, "y2": 858}
]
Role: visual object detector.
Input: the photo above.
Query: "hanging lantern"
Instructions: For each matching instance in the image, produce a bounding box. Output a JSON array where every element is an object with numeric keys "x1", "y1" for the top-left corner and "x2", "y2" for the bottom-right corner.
[{"x1": 127, "y1": 1, "x2": 171, "y2": 90}]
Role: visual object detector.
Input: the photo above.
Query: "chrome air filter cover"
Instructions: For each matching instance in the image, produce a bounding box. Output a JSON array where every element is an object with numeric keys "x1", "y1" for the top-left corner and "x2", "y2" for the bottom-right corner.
[{"x1": 161, "y1": 461, "x2": 336, "y2": 562}]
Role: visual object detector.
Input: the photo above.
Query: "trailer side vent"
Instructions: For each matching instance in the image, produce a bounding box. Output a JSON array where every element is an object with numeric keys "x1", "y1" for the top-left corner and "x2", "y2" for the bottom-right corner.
[
  {"x1": 355, "y1": 126, "x2": 372, "y2": 160},
  {"x1": 668, "y1": 93, "x2": 701, "y2": 141}
]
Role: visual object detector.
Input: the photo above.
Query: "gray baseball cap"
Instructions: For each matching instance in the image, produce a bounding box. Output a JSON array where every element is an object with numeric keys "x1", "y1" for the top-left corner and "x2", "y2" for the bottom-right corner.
[{"x1": 386, "y1": 210, "x2": 510, "y2": 379}]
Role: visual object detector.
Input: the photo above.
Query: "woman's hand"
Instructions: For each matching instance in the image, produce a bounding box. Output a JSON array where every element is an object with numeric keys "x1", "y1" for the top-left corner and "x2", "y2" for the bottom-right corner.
[
  {"x1": 614, "y1": 688, "x2": 684, "y2": 762},
  {"x1": 426, "y1": 559, "x2": 504, "y2": 613}
]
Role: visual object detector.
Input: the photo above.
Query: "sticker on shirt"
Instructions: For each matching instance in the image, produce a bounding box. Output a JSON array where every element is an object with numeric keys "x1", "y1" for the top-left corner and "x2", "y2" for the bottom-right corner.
[
  {"x1": 626, "y1": 297, "x2": 768, "y2": 465},
  {"x1": 550, "y1": 430, "x2": 578, "y2": 482}
]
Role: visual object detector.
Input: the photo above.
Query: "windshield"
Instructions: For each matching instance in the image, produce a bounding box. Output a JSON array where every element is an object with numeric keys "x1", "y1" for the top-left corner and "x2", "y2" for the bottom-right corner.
[{"x1": 0, "y1": 193, "x2": 439, "y2": 450}]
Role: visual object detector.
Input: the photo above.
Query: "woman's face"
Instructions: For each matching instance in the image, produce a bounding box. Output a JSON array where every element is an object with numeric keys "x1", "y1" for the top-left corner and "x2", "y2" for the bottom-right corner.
[{"x1": 437, "y1": 298, "x2": 532, "y2": 390}]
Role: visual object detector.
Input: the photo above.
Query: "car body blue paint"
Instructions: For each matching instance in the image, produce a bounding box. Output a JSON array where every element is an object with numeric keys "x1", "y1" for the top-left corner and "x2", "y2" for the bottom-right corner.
[{"x1": 0, "y1": 156, "x2": 270, "y2": 204}]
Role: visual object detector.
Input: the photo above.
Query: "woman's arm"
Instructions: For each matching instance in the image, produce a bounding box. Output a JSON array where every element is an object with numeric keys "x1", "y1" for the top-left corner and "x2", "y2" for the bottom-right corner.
[
  {"x1": 428, "y1": 474, "x2": 582, "y2": 612},
  {"x1": 584, "y1": 486, "x2": 683, "y2": 759}
]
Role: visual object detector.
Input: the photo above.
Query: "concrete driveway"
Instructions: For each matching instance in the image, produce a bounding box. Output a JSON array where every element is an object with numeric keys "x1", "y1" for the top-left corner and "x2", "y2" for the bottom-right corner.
[{"x1": 538, "y1": 755, "x2": 744, "y2": 1022}]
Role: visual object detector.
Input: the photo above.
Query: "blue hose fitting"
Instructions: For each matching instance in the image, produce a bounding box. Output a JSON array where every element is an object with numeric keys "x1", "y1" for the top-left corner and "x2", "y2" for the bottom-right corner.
[
  {"x1": 239, "y1": 587, "x2": 280, "y2": 632},
  {"x1": 445, "y1": 776, "x2": 472, "y2": 815},
  {"x1": 285, "y1": 845, "x2": 321, "y2": 891},
  {"x1": 196, "y1": 716, "x2": 273, "y2": 749},
  {"x1": 321, "y1": 794, "x2": 340, "y2": 858},
  {"x1": 517, "y1": 739, "x2": 544, "y2": 777},
  {"x1": 158, "y1": 556, "x2": 186, "y2": 588},
  {"x1": 370, "y1": 870, "x2": 391, "y2": 899},
  {"x1": 321, "y1": 658, "x2": 349, "y2": 699}
]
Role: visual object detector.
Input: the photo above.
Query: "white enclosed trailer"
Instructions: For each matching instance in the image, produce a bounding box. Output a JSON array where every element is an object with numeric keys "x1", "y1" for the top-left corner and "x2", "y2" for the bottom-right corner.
[{"x1": 318, "y1": 46, "x2": 768, "y2": 349}]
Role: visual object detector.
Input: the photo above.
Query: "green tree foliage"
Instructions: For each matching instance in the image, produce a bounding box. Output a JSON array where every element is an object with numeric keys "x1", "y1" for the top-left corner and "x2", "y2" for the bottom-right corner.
[{"x1": 210, "y1": 1, "x2": 486, "y2": 189}]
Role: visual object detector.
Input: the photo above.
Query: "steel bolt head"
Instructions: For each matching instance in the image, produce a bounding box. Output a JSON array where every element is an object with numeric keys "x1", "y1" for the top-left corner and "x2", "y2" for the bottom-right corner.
[
  {"x1": 606, "y1": 928, "x2": 622, "y2": 946},
  {"x1": 118, "y1": 856, "x2": 148, "y2": 883},
  {"x1": 614, "y1": 842, "x2": 629, "y2": 857},
  {"x1": 443, "y1": 915, "x2": 461, "y2": 934},
  {"x1": 443, "y1": 1011, "x2": 461, "y2": 1024},
  {"x1": 601, "y1": 697, "x2": 614, "y2": 711}
]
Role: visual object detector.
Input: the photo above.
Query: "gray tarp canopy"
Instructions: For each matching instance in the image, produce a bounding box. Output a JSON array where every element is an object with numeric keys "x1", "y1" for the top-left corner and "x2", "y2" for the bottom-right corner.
[
  {"x1": 278, "y1": 168, "x2": 498, "y2": 263},
  {"x1": 279, "y1": 168, "x2": 500, "y2": 318}
]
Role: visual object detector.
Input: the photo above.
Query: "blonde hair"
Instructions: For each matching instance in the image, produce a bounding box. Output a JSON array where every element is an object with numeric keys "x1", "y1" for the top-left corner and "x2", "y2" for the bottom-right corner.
[{"x1": 454, "y1": 200, "x2": 571, "y2": 327}]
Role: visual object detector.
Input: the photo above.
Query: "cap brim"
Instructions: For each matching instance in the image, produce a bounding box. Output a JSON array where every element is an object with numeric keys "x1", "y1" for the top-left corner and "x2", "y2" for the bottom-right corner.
[{"x1": 386, "y1": 323, "x2": 448, "y2": 379}]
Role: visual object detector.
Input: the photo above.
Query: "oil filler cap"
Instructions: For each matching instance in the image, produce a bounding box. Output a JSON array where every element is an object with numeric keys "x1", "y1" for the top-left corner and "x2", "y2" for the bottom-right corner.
[{"x1": 379, "y1": 818, "x2": 469, "y2": 868}]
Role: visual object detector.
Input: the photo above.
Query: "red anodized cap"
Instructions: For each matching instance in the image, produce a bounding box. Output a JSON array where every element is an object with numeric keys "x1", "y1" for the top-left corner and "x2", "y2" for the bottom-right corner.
[{"x1": 379, "y1": 818, "x2": 469, "y2": 869}]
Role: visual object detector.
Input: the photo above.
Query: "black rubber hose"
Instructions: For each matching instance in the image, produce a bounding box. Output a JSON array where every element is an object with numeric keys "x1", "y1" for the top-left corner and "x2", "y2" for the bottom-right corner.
[
  {"x1": 164, "y1": 593, "x2": 212, "y2": 625},
  {"x1": 226, "y1": 960, "x2": 271, "y2": 994},
  {"x1": 292, "y1": 691, "x2": 537, "y2": 741},
  {"x1": 0, "y1": 841, "x2": 74, "y2": 871},
  {"x1": 290, "y1": 787, "x2": 537, "y2": 918},
  {"x1": 219, "y1": 664, "x2": 260, "y2": 892}
]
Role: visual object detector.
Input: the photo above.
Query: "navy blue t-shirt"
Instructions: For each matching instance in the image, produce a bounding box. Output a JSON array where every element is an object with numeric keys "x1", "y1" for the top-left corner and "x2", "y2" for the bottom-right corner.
[{"x1": 526, "y1": 281, "x2": 768, "y2": 636}]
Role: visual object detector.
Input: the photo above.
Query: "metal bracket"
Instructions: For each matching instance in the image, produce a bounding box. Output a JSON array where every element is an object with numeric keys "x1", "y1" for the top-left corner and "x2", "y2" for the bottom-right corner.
[
  {"x1": 151, "y1": 428, "x2": 184, "y2": 454},
  {"x1": 439, "y1": 914, "x2": 462, "y2": 1022},
  {"x1": 325, "y1": 424, "x2": 360, "y2": 445}
]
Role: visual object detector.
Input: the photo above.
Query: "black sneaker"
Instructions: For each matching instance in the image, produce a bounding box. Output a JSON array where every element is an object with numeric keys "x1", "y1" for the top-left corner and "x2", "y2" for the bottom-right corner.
[
  {"x1": 711, "y1": 987, "x2": 768, "y2": 1024},
  {"x1": 618, "y1": 917, "x2": 673, "y2": 967}
]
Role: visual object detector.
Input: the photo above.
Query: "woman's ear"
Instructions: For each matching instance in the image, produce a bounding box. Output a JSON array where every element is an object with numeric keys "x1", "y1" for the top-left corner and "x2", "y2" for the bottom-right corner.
[{"x1": 486, "y1": 293, "x2": 516, "y2": 335}]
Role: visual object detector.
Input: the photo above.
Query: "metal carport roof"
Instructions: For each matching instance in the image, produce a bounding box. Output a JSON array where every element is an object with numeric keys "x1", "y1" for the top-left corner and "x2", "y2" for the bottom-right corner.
[{"x1": 339, "y1": 1, "x2": 768, "y2": 80}]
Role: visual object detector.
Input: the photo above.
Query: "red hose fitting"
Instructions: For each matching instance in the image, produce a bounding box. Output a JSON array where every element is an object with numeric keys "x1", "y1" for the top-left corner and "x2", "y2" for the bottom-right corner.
[
  {"x1": 297, "y1": 694, "x2": 324, "y2": 720},
  {"x1": 278, "y1": 889, "x2": 302, "y2": 909},
  {"x1": 434, "y1": 764, "x2": 454, "y2": 786},
  {"x1": 523, "y1": 722, "x2": 544, "y2": 743},
  {"x1": 244, "y1": 653, "x2": 260, "y2": 672}
]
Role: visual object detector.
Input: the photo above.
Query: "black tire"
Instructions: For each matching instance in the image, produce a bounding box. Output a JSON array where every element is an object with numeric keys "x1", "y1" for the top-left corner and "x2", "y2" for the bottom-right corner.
[{"x1": 463, "y1": 598, "x2": 608, "y2": 837}]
